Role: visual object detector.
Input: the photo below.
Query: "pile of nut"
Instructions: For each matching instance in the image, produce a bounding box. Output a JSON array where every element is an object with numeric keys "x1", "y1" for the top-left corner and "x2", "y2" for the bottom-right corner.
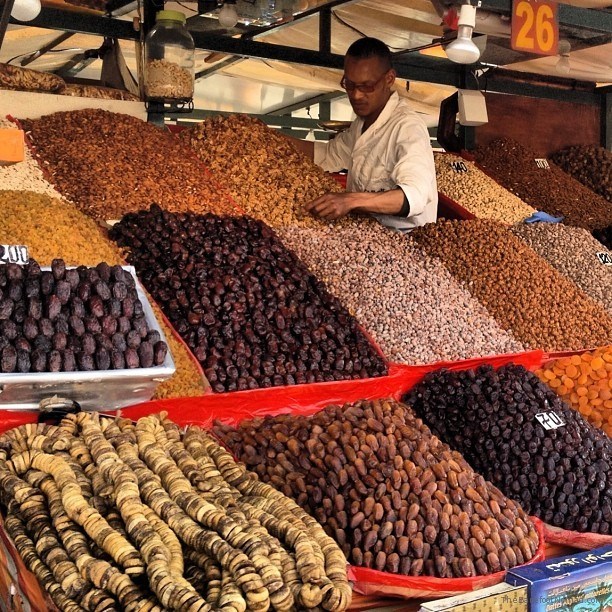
[
  {"x1": 551, "y1": 145, "x2": 612, "y2": 202},
  {"x1": 214, "y1": 399, "x2": 541, "y2": 578},
  {"x1": 145, "y1": 59, "x2": 193, "y2": 100},
  {"x1": 180, "y1": 114, "x2": 344, "y2": 228},
  {"x1": 277, "y1": 219, "x2": 525, "y2": 364},
  {"x1": 475, "y1": 138, "x2": 612, "y2": 231},
  {"x1": 0, "y1": 259, "x2": 168, "y2": 373},
  {"x1": 0, "y1": 118, "x2": 64, "y2": 199},
  {"x1": 411, "y1": 219, "x2": 612, "y2": 352},
  {"x1": 20, "y1": 109, "x2": 237, "y2": 221},
  {"x1": 0, "y1": 412, "x2": 351, "y2": 611},
  {"x1": 434, "y1": 153, "x2": 535, "y2": 224},
  {"x1": 511, "y1": 223, "x2": 611, "y2": 314},
  {"x1": 0, "y1": 190, "x2": 205, "y2": 398},
  {"x1": 405, "y1": 364, "x2": 612, "y2": 534},
  {"x1": 110, "y1": 205, "x2": 387, "y2": 392}
]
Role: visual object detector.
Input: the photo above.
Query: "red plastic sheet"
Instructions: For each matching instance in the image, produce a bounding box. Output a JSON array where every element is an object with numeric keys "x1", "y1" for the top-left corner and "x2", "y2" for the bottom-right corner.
[
  {"x1": 117, "y1": 363, "x2": 410, "y2": 428},
  {"x1": 541, "y1": 522, "x2": 612, "y2": 551},
  {"x1": 348, "y1": 518, "x2": 546, "y2": 599},
  {"x1": 437, "y1": 192, "x2": 476, "y2": 221}
]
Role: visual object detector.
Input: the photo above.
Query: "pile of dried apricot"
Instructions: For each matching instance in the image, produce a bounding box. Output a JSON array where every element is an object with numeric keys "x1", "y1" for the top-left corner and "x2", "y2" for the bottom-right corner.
[{"x1": 536, "y1": 347, "x2": 612, "y2": 436}]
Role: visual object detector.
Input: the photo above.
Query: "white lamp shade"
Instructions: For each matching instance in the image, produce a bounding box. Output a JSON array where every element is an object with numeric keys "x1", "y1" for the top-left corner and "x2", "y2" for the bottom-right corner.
[
  {"x1": 218, "y1": 3, "x2": 239, "y2": 28},
  {"x1": 556, "y1": 55, "x2": 571, "y2": 74},
  {"x1": 11, "y1": 0, "x2": 42, "y2": 22},
  {"x1": 446, "y1": 33, "x2": 481, "y2": 64}
]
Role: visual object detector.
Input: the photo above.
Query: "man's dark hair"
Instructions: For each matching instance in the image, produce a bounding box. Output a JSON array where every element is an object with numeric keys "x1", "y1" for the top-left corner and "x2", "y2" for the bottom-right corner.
[{"x1": 346, "y1": 37, "x2": 392, "y2": 71}]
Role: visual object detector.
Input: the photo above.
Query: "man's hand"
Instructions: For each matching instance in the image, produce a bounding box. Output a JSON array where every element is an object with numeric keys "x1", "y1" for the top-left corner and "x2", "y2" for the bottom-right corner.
[{"x1": 303, "y1": 192, "x2": 358, "y2": 220}]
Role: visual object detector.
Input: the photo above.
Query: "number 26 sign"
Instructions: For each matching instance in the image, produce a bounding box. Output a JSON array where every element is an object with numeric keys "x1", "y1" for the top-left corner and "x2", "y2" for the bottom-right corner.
[{"x1": 511, "y1": 0, "x2": 559, "y2": 56}]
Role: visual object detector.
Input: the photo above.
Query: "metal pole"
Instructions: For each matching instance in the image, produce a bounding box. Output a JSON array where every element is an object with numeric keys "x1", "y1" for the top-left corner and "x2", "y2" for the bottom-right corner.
[
  {"x1": 319, "y1": 5, "x2": 331, "y2": 55},
  {"x1": 0, "y1": 0, "x2": 16, "y2": 52}
]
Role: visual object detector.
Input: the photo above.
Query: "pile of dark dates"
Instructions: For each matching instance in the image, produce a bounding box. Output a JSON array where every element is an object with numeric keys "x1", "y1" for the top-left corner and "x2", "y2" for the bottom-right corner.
[
  {"x1": 110, "y1": 206, "x2": 387, "y2": 392},
  {"x1": 0, "y1": 258, "x2": 167, "y2": 373},
  {"x1": 405, "y1": 364, "x2": 612, "y2": 534}
]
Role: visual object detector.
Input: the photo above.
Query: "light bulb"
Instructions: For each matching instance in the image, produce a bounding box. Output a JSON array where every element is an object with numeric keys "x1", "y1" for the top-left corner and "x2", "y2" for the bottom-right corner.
[
  {"x1": 218, "y1": 2, "x2": 239, "y2": 28},
  {"x1": 11, "y1": 0, "x2": 41, "y2": 22},
  {"x1": 445, "y1": 4, "x2": 481, "y2": 64},
  {"x1": 556, "y1": 55, "x2": 571, "y2": 74}
]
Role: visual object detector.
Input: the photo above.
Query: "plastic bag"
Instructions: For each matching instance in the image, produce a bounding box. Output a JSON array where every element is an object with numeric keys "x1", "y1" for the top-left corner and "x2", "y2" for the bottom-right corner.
[{"x1": 540, "y1": 522, "x2": 612, "y2": 551}]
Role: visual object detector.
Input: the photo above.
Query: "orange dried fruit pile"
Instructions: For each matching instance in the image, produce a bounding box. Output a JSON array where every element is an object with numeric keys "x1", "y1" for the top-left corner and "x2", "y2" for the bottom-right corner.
[{"x1": 536, "y1": 347, "x2": 612, "y2": 436}]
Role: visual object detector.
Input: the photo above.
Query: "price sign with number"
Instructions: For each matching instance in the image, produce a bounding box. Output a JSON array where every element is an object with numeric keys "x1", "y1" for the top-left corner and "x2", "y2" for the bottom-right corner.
[
  {"x1": 0, "y1": 245, "x2": 29, "y2": 265},
  {"x1": 512, "y1": 0, "x2": 559, "y2": 56}
]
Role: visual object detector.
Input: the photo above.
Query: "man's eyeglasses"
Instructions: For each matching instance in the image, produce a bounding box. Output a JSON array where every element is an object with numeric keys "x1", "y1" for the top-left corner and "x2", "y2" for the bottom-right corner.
[{"x1": 340, "y1": 72, "x2": 388, "y2": 94}]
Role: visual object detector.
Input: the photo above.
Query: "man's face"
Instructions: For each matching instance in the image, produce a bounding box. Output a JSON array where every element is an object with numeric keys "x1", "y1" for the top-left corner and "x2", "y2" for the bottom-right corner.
[{"x1": 342, "y1": 55, "x2": 395, "y2": 120}]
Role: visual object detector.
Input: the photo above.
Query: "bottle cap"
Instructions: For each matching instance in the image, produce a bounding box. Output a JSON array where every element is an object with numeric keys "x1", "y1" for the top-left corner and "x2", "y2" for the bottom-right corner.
[{"x1": 156, "y1": 10, "x2": 186, "y2": 23}]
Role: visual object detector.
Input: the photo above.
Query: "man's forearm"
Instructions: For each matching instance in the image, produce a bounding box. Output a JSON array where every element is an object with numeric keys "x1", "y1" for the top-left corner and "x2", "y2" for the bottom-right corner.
[
  {"x1": 351, "y1": 188, "x2": 406, "y2": 216},
  {"x1": 285, "y1": 134, "x2": 315, "y2": 160}
]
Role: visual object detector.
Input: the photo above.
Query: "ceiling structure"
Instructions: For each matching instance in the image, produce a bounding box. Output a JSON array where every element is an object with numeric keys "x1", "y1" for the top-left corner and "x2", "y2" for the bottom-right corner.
[{"x1": 1, "y1": 0, "x2": 611, "y2": 125}]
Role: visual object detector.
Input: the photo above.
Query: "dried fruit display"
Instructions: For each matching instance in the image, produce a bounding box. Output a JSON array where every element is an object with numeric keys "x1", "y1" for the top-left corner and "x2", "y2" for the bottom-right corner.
[
  {"x1": 475, "y1": 138, "x2": 612, "y2": 231},
  {"x1": 411, "y1": 219, "x2": 612, "y2": 352},
  {"x1": 0, "y1": 190, "x2": 125, "y2": 267},
  {"x1": 180, "y1": 114, "x2": 343, "y2": 228},
  {"x1": 0, "y1": 119, "x2": 65, "y2": 198},
  {"x1": 0, "y1": 411, "x2": 351, "y2": 611},
  {"x1": 0, "y1": 190, "x2": 204, "y2": 397},
  {"x1": 537, "y1": 348, "x2": 612, "y2": 436},
  {"x1": 0, "y1": 62, "x2": 64, "y2": 92},
  {"x1": 551, "y1": 145, "x2": 612, "y2": 203},
  {"x1": 277, "y1": 220, "x2": 525, "y2": 365},
  {"x1": 20, "y1": 109, "x2": 237, "y2": 221},
  {"x1": 110, "y1": 205, "x2": 387, "y2": 392},
  {"x1": 0, "y1": 259, "x2": 167, "y2": 373},
  {"x1": 405, "y1": 364, "x2": 612, "y2": 534},
  {"x1": 434, "y1": 153, "x2": 535, "y2": 224},
  {"x1": 511, "y1": 223, "x2": 611, "y2": 314},
  {"x1": 214, "y1": 399, "x2": 540, "y2": 578},
  {"x1": 593, "y1": 225, "x2": 612, "y2": 250}
]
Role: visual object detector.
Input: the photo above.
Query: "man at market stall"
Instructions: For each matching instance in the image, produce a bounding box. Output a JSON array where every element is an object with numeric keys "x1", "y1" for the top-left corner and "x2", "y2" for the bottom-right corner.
[{"x1": 290, "y1": 37, "x2": 437, "y2": 232}]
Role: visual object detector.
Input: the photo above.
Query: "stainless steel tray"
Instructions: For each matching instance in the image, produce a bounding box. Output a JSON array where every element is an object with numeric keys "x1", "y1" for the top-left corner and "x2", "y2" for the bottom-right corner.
[{"x1": 0, "y1": 266, "x2": 175, "y2": 411}]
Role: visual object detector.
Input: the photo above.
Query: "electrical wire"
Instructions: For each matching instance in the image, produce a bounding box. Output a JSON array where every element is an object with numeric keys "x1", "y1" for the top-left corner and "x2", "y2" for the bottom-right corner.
[
  {"x1": 174, "y1": 0, "x2": 198, "y2": 12},
  {"x1": 7, "y1": 47, "x2": 87, "y2": 65},
  {"x1": 331, "y1": 11, "x2": 440, "y2": 55}
]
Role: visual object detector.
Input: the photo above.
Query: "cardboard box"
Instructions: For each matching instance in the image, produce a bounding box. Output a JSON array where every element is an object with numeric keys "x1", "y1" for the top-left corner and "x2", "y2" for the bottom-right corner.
[
  {"x1": 0, "y1": 127, "x2": 24, "y2": 164},
  {"x1": 419, "y1": 582, "x2": 528, "y2": 612},
  {"x1": 506, "y1": 545, "x2": 612, "y2": 612}
]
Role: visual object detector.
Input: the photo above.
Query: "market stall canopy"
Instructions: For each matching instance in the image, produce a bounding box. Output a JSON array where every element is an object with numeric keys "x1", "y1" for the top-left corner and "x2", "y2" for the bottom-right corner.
[{"x1": 1, "y1": 0, "x2": 610, "y2": 123}]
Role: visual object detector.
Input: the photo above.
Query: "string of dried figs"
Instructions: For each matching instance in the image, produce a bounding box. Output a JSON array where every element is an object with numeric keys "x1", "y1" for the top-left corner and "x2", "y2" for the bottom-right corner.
[
  {"x1": 405, "y1": 364, "x2": 612, "y2": 534},
  {"x1": 0, "y1": 258, "x2": 168, "y2": 373},
  {"x1": 213, "y1": 399, "x2": 540, "y2": 579},
  {"x1": 0, "y1": 413, "x2": 351, "y2": 612},
  {"x1": 109, "y1": 205, "x2": 387, "y2": 392}
]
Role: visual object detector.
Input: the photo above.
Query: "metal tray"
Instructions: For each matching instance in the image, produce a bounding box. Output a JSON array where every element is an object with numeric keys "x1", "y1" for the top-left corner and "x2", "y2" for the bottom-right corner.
[{"x1": 0, "y1": 266, "x2": 175, "y2": 411}]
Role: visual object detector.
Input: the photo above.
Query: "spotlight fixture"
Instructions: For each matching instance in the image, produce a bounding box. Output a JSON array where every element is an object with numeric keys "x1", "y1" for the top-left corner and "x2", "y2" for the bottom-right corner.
[
  {"x1": 218, "y1": 0, "x2": 239, "y2": 28},
  {"x1": 11, "y1": 0, "x2": 41, "y2": 22},
  {"x1": 555, "y1": 39, "x2": 571, "y2": 75},
  {"x1": 445, "y1": 3, "x2": 481, "y2": 64}
]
